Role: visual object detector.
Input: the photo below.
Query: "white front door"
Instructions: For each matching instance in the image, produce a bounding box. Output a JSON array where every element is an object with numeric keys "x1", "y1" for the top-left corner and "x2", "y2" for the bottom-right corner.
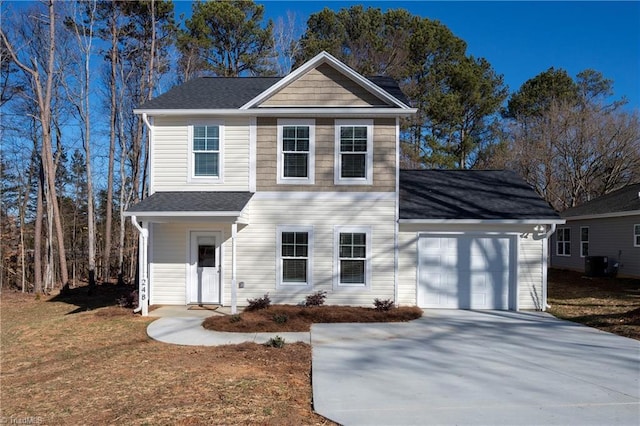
[{"x1": 189, "y1": 232, "x2": 221, "y2": 304}]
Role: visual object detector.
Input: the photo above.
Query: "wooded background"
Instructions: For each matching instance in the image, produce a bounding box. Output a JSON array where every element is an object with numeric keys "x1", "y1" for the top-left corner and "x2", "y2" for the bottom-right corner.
[{"x1": 1, "y1": 0, "x2": 638, "y2": 292}]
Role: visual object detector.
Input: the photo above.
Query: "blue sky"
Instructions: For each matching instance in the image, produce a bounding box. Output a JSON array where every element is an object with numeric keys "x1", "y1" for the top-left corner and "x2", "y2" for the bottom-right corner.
[{"x1": 175, "y1": 1, "x2": 640, "y2": 111}]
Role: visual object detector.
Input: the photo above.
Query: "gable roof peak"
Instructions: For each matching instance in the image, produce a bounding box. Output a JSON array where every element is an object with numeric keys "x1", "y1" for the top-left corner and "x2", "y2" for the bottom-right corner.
[{"x1": 240, "y1": 50, "x2": 412, "y2": 110}]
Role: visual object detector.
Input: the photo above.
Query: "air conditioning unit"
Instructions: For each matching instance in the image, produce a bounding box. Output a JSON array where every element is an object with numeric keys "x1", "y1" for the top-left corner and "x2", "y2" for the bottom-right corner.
[{"x1": 585, "y1": 256, "x2": 608, "y2": 277}]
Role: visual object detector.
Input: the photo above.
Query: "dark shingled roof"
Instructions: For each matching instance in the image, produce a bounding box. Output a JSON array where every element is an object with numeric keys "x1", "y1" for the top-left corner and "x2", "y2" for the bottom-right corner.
[
  {"x1": 561, "y1": 183, "x2": 640, "y2": 218},
  {"x1": 138, "y1": 75, "x2": 409, "y2": 110},
  {"x1": 139, "y1": 77, "x2": 282, "y2": 110},
  {"x1": 399, "y1": 170, "x2": 561, "y2": 221},
  {"x1": 127, "y1": 192, "x2": 253, "y2": 213}
]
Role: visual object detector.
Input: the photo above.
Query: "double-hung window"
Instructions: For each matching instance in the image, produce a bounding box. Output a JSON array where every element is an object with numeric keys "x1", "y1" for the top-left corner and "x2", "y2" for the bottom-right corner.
[
  {"x1": 277, "y1": 119, "x2": 315, "y2": 184},
  {"x1": 557, "y1": 228, "x2": 571, "y2": 256},
  {"x1": 580, "y1": 227, "x2": 589, "y2": 257},
  {"x1": 335, "y1": 119, "x2": 373, "y2": 185},
  {"x1": 190, "y1": 122, "x2": 223, "y2": 181},
  {"x1": 635, "y1": 224, "x2": 640, "y2": 247},
  {"x1": 334, "y1": 226, "x2": 371, "y2": 288},
  {"x1": 277, "y1": 226, "x2": 313, "y2": 287}
]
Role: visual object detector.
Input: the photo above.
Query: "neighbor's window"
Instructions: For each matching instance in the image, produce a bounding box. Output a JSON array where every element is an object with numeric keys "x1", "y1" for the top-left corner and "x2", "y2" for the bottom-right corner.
[
  {"x1": 334, "y1": 226, "x2": 371, "y2": 288},
  {"x1": 557, "y1": 227, "x2": 571, "y2": 256},
  {"x1": 335, "y1": 120, "x2": 373, "y2": 185},
  {"x1": 277, "y1": 226, "x2": 313, "y2": 286},
  {"x1": 580, "y1": 227, "x2": 589, "y2": 257},
  {"x1": 277, "y1": 119, "x2": 315, "y2": 184},
  {"x1": 192, "y1": 124, "x2": 222, "y2": 179},
  {"x1": 635, "y1": 224, "x2": 640, "y2": 247}
]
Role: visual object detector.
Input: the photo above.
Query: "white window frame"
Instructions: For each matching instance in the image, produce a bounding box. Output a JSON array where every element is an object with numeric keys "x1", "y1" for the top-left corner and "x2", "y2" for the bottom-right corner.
[
  {"x1": 333, "y1": 226, "x2": 372, "y2": 289},
  {"x1": 334, "y1": 119, "x2": 373, "y2": 185},
  {"x1": 556, "y1": 227, "x2": 571, "y2": 257},
  {"x1": 277, "y1": 119, "x2": 315, "y2": 185},
  {"x1": 188, "y1": 120, "x2": 224, "y2": 183},
  {"x1": 634, "y1": 224, "x2": 640, "y2": 247},
  {"x1": 276, "y1": 225, "x2": 314, "y2": 287},
  {"x1": 580, "y1": 226, "x2": 589, "y2": 258}
]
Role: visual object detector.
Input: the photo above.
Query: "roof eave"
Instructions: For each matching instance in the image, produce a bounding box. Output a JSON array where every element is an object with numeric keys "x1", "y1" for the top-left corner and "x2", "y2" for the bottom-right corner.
[
  {"x1": 399, "y1": 219, "x2": 566, "y2": 225},
  {"x1": 562, "y1": 210, "x2": 640, "y2": 221},
  {"x1": 133, "y1": 107, "x2": 417, "y2": 117}
]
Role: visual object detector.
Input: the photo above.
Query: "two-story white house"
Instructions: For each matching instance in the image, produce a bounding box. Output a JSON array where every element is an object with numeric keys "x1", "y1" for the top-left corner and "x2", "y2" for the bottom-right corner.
[{"x1": 126, "y1": 52, "x2": 563, "y2": 315}]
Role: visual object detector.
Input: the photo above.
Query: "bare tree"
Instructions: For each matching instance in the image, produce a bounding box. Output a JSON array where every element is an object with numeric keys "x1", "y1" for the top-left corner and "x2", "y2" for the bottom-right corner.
[
  {"x1": 64, "y1": 0, "x2": 98, "y2": 291},
  {"x1": 1, "y1": 1, "x2": 69, "y2": 290},
  {"x1": 272, "y1": 11, "x2": 301, "y2": 75}
]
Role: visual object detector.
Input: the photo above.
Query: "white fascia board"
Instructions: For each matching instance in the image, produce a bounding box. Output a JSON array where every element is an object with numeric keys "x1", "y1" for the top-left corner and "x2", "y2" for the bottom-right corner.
[
  {"x1": 399, "y1": 218, "x2": 566, "y2": 225},
  {"x1": 133, "y1": 107, "x2": 417, "y2": 117},
  {"x1": 123, "y1": 211, "x2": 243, "y2": 217},
  {"x1": 563, "y1": 210, "x2": 640, "y2": 221},
  {"x1": 253, "y1": 191, "x2": 395, "y2": 202},
  {"x1": 239, "y1": 51, "x2": 413, "y2": 110}
]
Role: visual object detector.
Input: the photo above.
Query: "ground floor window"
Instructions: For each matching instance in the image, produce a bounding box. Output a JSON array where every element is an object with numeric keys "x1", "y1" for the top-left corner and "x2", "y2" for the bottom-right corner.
[
  {"x1": 557, "y1": 227, "x2": 571, "y2": 256},
  {"x1": 635, "y1": 224, "x2": 640, "y2": 247},
  {"x1": 580, "y1": 227, "x2": 589, "y2": 257},
  {"x1": 277, "y1": 226, "x2": 313, "y2": 286},
  {"x1": 334, "y1": 226, "x2": 371, "y2": 288}
]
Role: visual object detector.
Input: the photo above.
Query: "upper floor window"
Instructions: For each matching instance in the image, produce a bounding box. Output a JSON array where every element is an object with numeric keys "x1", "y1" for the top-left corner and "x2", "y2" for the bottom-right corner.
[
  {"x1": 334, "y1": 119, "x2": 373, "y2": 185},
  {"x1": 557, "y1": 227, "x2": 571, "y2": 256},
  {"x1": 277, "y1": 119, "x2": 315, "y2": 184},
  {"x1": 580, "y1": 227, "x2": 589, "y2": 257},
  {"x1": 189, "y1": 122, "x2": 223, "y2": 182},
  {"x1": 635, "y1": 224, "x2": 640, "y2": 247}
]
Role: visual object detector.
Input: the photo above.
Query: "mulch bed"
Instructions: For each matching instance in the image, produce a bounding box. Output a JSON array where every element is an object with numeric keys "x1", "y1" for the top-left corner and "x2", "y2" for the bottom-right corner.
[{"x1": 203, "y1": 304, "x2": 424, "y2": 332}]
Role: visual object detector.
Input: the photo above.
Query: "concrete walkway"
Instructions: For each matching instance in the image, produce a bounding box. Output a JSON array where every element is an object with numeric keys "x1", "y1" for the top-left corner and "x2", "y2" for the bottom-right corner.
[
  {"x1": 311, "y1": 310, "x2": 640, "y2": 426},
  {"x1": 146, "y1": 306, "x2": 310, "y2": 346}
]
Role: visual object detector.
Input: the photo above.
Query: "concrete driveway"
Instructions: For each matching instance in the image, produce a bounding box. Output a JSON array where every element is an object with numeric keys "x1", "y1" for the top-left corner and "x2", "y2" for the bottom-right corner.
[{"x1": 311, "y1": 310, "x2": 640, "y2": 425}]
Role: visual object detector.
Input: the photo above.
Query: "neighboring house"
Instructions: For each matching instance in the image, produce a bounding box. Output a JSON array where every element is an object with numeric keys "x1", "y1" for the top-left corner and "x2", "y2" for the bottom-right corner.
[
  {"x1": 551, "y1": 184, "x2": 640, "y2": 278},
  {"x1": 125, "y1": 51, "x2": 563, "y2": 316}
]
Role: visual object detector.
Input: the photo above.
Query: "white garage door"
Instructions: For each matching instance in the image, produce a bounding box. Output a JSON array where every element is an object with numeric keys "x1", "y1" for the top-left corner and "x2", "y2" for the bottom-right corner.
[{"x1": 418, "y1": 235, "x2": 515, "y2": 309}]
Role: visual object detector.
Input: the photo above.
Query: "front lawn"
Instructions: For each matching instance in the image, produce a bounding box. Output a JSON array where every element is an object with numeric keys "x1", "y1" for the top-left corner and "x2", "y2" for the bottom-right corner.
[
  {"x1": 547, "y1": 269, "x2": 640, "y2": 340},
  {"x1": 0, "y1": 287, "x2": 332, "y2": 425}
]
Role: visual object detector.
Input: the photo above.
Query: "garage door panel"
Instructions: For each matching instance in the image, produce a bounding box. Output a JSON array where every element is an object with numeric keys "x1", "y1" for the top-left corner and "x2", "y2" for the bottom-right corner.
[{"x1": 418, "y1": 235, "x2": 513, "y2": 310}]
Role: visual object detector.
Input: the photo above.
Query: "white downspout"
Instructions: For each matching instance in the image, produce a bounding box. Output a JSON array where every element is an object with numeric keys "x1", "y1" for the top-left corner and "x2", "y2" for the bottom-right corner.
[
  {"x1": 231, "y1": 222, "x2": 238, "y2": 314},
  {"x1": 540, "y1": 224, "x2": 557, "y2": 310},
  {"x1": 131, "y1": 216, "x2": 149, "y2": 316}
]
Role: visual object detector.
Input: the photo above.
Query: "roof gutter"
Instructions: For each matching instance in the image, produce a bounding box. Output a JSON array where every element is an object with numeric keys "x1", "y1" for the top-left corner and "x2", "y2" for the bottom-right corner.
[
  {"x1": 133, "y1": 107, "x2": 418, "y2": 117},
  {"x1": 399, "y1": 219, "x2": 566, "y2": 225}
]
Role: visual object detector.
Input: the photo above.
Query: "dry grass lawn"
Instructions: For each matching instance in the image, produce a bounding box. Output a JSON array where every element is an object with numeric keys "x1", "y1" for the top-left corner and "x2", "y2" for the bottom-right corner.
[
  {"x1": 0, "y1": 285, "x2": 333, "y2": 425},
  {"x1": 203, "y1": 304, "x2": 424, "y2": 332},
  {"x1": 547, "y1": 269, "x2": 640, "y2": 340}
]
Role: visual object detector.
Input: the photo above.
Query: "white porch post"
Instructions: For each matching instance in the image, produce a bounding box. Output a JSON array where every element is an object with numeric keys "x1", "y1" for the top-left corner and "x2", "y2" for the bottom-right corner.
[
  {"x1": 131, "y1": 216, "x2": 149, "y2": 316},
  {"x1": 231, "y1": 222, "x2": 238, "y2": 314}
]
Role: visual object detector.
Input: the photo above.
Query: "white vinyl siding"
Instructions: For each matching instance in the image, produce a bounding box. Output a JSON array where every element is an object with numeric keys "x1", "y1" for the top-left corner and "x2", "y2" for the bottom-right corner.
[
  {"x1": 230, "y1": 193, "x2": 396, "y2": 306},
  {"x1": 151, "y1": 117, "x2": 250, "y2": 192}
]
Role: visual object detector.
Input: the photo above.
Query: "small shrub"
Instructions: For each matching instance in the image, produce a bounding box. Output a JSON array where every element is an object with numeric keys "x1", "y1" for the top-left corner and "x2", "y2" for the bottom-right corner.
[
  {"x1": 264, "y1": 335, "x2": 285, "y2": 348},
  {"x1": 305, "y1": 290, "x2": 327, "y2": 307},
  {"x1": 246, "y1": 293, "x2": 271, "y2": 311},
  {"x1": 373, "y1": 298, "x2": 395, "y2": 311},
  {"x1": 229, "y1": 314, "x2": 242, "y2": 323},
  {"x1": 117, "y1": 290, "x2": 139, "y2": 309},
  {"x1": 272, "y1": 313, "x2": 288, "y2": 324}
]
